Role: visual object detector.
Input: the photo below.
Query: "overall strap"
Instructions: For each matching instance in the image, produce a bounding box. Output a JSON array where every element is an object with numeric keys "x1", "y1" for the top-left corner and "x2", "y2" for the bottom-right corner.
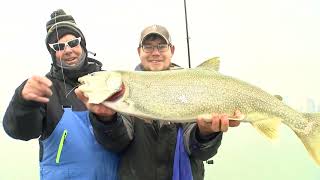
[{"x1": 172, "y1": 127, "x2": 193, "y2": 180}]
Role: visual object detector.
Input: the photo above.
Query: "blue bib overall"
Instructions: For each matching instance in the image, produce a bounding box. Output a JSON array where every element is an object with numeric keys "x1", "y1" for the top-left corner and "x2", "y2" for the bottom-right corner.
[
  {"x1": 173, "y1": 127, "x2": 193, "y2": 180},
  {"x1": 40, "y1": 108, "x2": 119, "y2": 180}
]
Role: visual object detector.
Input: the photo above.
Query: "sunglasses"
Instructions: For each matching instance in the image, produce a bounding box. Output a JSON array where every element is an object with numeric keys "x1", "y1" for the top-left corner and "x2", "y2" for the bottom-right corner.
[{"x1": 49, "y1": 37, "x2": 81, "y2": 51}]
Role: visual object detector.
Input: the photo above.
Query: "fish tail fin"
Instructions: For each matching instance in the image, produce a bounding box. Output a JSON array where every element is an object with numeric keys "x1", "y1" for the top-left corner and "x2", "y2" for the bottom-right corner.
[{"x1": 294, "y1": 113, "x2": 320, "y2": 165}]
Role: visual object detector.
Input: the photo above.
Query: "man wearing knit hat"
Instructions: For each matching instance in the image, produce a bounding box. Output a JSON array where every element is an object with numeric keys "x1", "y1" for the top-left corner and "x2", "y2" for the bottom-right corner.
[
  {"x1": 3, "y1": 9, "x2": 119, "y2": 180},
  {"x1": 45, "y1": 9, "x2": 94, "y2": 79},
  {"x1": 76, "y1": 24, "x2": 241, "y2": 180}
]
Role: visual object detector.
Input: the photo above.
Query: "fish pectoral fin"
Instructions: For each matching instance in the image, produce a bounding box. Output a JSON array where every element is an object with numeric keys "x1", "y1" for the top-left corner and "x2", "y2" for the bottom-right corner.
[
  {"x1": 249, "y1": 115, "x2": 281, "y2": 140},
  {"x1": 196, "y1": 57, "x2": 220, "y2": 71}
]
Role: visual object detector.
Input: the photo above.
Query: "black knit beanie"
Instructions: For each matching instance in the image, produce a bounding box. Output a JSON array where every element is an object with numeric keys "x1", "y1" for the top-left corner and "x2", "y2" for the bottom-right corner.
[{"x1": 45, "y1": 9, "x2": 87, "y2": 68}]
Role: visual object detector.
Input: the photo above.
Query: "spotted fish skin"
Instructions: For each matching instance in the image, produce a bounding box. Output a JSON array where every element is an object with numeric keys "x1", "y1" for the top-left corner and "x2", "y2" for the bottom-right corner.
[{"x1": 78, "y1": 57, "x2": 320, "y2": 165}]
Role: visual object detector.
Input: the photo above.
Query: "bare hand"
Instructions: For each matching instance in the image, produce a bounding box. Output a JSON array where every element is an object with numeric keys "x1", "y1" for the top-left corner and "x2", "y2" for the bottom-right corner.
[
  {"x1": 75, "y1": 88, "x2": 116, "y2": 120},
  {"x1": 22, "y1": 76, "x2": 53, "y2": 103},
  {"x1": 197, "y1": 110, "x2": 242, "y2": 136}
]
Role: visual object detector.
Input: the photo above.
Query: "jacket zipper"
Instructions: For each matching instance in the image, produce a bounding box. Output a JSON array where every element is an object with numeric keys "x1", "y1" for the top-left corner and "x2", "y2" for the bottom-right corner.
[{"x1": 56, "y1": 129, "x2": 68, "y2": 164}]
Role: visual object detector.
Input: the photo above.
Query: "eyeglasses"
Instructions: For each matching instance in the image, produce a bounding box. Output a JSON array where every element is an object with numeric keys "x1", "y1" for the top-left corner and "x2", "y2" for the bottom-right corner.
[
  {"x1": 141, "y1": 44, "x2": 170, "y2": 53},
  {"x1": 49, "y1": 37, "x2": 81, "y2": 51}
]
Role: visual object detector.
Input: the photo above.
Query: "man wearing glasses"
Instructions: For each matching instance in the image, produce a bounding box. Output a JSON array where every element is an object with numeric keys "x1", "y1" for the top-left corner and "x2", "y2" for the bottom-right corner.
[
  {"x1": 3, "y1": 9, "x2": 118, "y2": 180},
  {"x1": 135, "y1": 25, "x2": 179, "y2": 71},
  {"x1": 76, "y1": 24, "x2": 240, "y2": 180}
]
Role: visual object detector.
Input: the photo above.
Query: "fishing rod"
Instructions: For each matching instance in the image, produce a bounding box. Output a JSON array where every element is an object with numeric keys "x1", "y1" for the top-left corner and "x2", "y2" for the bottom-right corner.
[{"x1": 183, "y1": 0, "x2": 191, "y2": 68}]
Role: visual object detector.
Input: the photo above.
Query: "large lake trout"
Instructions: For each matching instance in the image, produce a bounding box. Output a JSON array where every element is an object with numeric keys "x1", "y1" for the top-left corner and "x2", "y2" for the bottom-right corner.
[{"x1": 78, "y1": 57, "x2": 320, "y2": 165}]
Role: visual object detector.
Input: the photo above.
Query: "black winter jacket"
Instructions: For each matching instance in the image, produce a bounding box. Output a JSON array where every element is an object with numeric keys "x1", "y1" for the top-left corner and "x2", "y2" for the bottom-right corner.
[{"x1": 3, "y1": 58, "x2": 102, "y2": 160}]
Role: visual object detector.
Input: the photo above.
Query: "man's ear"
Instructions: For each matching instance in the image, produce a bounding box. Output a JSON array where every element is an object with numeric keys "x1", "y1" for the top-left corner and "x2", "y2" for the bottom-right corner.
[
  {"x1": 137, "y1": 47, "x2": 141, "y2": 56},
  {"x1": 170, "y1": 45, "x2": 175, "y2": 55}
]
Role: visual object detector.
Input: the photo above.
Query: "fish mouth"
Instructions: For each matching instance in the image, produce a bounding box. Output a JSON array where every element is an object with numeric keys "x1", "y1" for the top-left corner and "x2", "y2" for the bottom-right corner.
[{"x1": 105, "y1": 83, "x2": 125, "y2": 102}]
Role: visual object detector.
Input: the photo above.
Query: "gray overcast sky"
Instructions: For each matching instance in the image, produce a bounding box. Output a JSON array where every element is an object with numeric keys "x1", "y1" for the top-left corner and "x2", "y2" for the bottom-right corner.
[
  {"x1": 1, "y1": 0, "x2": 319, "y2": 108},
  {"x1": 0, "y1": 0, "x2": 320, "y2": 179}
]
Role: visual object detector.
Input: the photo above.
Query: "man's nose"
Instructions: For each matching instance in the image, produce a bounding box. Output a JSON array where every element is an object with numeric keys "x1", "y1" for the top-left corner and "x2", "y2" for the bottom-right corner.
[
  {"x1": 151, "y1": 46, "x2": 160, "y2": 55},
  {"x1": 63, "y1": 45, "x2": 73, "y2": 53}
]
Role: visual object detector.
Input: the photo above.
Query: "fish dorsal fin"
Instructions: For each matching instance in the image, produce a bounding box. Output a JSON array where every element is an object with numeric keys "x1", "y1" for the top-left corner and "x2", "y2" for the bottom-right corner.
[{"x1": 196, "y1": 57, "x2": 220, "y2": 71}]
